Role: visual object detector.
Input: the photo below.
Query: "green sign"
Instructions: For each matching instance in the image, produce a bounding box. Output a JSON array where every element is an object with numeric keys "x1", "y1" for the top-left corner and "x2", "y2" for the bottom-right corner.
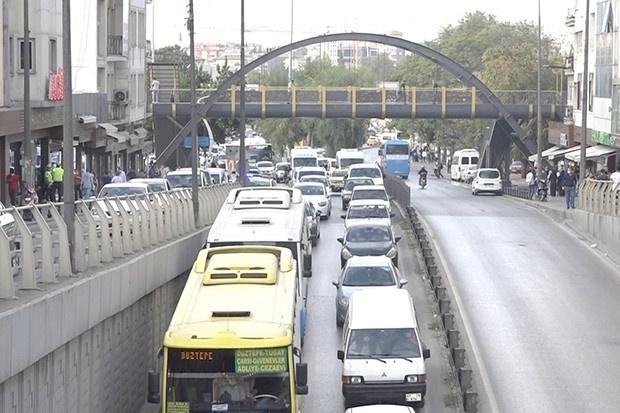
[
  {"x1": 235, "y1": 348, "x2": 287, "y2": 373},
  {"x1": 167, "y1": 402, "x2": 189, "y2": 413}
]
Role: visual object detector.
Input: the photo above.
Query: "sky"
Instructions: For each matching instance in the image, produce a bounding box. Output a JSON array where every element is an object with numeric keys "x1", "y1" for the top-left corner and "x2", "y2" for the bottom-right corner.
[{"x1": 148, "y1": 0, "x2": 572, "y2": 49}]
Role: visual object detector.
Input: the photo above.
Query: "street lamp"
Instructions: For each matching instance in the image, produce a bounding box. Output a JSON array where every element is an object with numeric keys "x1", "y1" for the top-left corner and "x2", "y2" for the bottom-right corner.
[
  {"x1": 579, "y1": 0, "x2": 590, "y2": 181},
  {"x1": 536, "y1": 0, "x2": 543, "y2": 184}
]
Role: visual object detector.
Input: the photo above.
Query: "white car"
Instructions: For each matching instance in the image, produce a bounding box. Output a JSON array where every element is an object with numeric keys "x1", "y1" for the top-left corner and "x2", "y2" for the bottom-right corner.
[
  {"x1": 350, "y1": 185, "x2": 390, "y2": 214},
  {"x1": 93, "y1": 182, "x2": 154, "y2": 223},
  {"x1": 294, "y1": 182, "x2": 332, "y2": 220},
  {"x1": 294, "y1": 166, "x2": 328, "y2": 185},
  {"x1": 345, "y1": 405, "x2": 416, "y2": 413},
  {"x1": 0, "y1": 201, "x2": 16, "y2": 242},
  {"x1": 256, "y1": 161, "x2": 275, "y2": 177},
  {"x1": 347, "y1": 163, "x2": 384, "y2": 186},
  {"x1": 341, "y1": 199, "x2": 394, "y2": 230},
  {"x1": 471, "y1": 168, "x2": 503, "y2": 195}
]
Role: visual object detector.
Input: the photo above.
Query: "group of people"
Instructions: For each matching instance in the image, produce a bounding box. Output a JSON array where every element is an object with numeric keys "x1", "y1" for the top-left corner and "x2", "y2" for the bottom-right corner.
[
  {"x1": 526, "y1": 164, "x2": 620, "y2": 209},
  {"x1": 410, "y1": 147, "x2": 437, "y2": 164}
]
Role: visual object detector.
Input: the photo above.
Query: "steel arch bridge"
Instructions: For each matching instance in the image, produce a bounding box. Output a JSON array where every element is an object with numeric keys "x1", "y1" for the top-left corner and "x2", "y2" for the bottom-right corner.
[{"x1": 154, "y1": 32, "x2": 564, "y2": 170}]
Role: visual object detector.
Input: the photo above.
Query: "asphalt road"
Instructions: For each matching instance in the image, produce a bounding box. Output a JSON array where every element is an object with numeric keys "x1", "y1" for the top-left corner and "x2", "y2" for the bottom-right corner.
[{"x1": 407, "y1": 166, "x2": 620, "y2": 413}]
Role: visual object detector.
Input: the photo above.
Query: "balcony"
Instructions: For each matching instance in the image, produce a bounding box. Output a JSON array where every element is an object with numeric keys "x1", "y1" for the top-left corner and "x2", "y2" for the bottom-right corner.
[
  {"x1": 107, "y1": 35, "x2": 123, "y2": 55},
  {"x1": 565, "y1": 9, "x2": 575, "y2": 27}
]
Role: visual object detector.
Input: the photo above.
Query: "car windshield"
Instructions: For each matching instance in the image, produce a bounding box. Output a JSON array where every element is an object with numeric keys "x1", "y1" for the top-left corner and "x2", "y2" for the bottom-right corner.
[
  {"x1": 347, "y1": 328, "x2": 421, "y2": 358},
  {"x1": 344, "y1": 179, "x2": 373, "y2": 190},
  {"x1": 301, "y1": 177, "x2": 326, "y2": 185},
  {"x1": 346, "y1": 226, "x2": 391, "y2": 242},
  {"x1": 276, "y1": 163, "x2": 290, "y2": 171},
  {"x1": 343, "y1": 266, "x2": 395, "y2": 287},
  {"x1": 297, "y1": 185, "x2": 325, "y2": 196},
  {"x1": 146, "y1": 182, "x2": 168, "y2": 192},
  {"x1": 352, "y1": 189, "x2": 388, "y2": 201},
  {"x1": 167, "y1": 174, "x2": 193, "y2": 188},
  {"x1": 479, "y1": 170, "x2": 500, "y2": 179},
  {"x1": 257, "y1": 161, "x2": 273, "y2": 169},
  {"x1": 298, "y1": 170, "x2": 323, "y2": 179},
  {"x1": 347, "y1": 205, "x2": 389, "y2": 219},
  {"x1": 350, "y1": 168, "x2": 381, "y2": 178},
  {"x1": 98, "y1": 186, "x2": 147, "y2": 197},
  {"x1": 332, "y1": 169, "x2": 348, "y2": 177}
]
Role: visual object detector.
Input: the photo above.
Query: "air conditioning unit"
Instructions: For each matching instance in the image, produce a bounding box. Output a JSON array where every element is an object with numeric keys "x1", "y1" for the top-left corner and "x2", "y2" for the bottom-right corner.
[
  {"x1": 114, "y1": 90, "x2": 129, "y2": 103},
  {"x1": 564, "y1": 106, "x2": 573, "y2": 118}
]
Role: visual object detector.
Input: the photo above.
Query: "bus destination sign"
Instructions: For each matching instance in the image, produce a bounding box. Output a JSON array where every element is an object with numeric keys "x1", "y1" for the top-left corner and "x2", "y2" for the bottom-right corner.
[{"x1": 235, "y1": 348, "x2": 287, "y2": 373}]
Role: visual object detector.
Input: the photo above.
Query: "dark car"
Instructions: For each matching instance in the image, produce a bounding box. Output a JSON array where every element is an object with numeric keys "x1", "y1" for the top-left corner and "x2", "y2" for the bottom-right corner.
[
  {"x1": 337, "y1": 220, "x2": 401, "y2": 268},
  {"x1": 341, "y1": 177, "x2": 374, "y2": 210}
]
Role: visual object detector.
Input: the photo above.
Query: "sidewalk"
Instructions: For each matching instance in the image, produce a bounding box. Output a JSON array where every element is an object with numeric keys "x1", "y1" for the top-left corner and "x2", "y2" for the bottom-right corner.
[{"x1": 505, "y1": 174, "x2": 573, "y2": 222}]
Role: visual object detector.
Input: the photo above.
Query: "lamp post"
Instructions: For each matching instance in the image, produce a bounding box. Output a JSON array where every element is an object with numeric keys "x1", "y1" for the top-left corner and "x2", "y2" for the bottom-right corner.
[
  {"x1": 536, "y1": 0, "x2": 543, "y2": 184},
  {"x1": 579, "y1": 0, "x2": 590, "y2": 181},
  {"x1": 188, "y1": 0, "x2": 199, "y2": 226},
  {"x1": 288, "y1": 0, "x2": 294, "y2": 89},
  {"x1": 239, "y1": 0, "x2": 246, "y2": 185}
]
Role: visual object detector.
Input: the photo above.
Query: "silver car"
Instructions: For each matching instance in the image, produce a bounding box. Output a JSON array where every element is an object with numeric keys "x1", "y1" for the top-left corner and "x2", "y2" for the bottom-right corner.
[
  {"x1": 332, "y1": 255, "x2": 407, "y2": 326},
  {"x1": 304, "y1": 200, "x2": 321, "y2": 246}
]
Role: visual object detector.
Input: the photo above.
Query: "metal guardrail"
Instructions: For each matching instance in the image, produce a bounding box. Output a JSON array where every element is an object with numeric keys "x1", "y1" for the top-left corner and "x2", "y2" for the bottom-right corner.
[
  {"x1": 0, "y1": 183, "x2": 240, "y2": 299},
  {"x1": 383, "y1": 174, "x2": 411, "y2": 207},
  {"x1": 161, "y1": 86, "x2": 564, "y2": 106},
  {"x1": 578, "y1": 179, "x2": 620, "y2": 217},
  {"x1": 503, "y1": 185, "x2": 530, "y2": 199}
]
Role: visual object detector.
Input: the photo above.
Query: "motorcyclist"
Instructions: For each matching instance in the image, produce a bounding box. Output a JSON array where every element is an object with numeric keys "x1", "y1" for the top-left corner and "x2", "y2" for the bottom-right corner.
[{"x1": 418, "y1": 166, "x2": 428, "y2": 187}]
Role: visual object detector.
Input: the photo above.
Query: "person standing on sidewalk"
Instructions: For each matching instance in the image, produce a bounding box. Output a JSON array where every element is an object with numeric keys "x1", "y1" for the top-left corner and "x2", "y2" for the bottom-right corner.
[
  {"x1": 81, "y1": 169, "x2": 95, "y2": 199},
  {"x1": 5, "y1": 166, "x2": 20, "y2": 206},
  {"x1": 562, "y1": 167, "x2": 578, "y2": 209},
  {"x1": 51, "y1": 163, "x2": 64, "y2": 201},
  {"x1": 610, "y1": 165, "x2": 620, "y2": 191},
  {"x1": 526, "y1": 167, "x2": 537, "y2": 199}
]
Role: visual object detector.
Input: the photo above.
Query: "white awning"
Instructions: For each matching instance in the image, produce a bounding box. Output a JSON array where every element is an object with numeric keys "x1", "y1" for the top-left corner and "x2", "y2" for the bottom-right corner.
[
  {"x1": 564, "y1": 145, "x2": 618, "y2": 162},
  {"x1": 527, "y1": 145, "x2": 565, "y2": 162},
  {"x1": 133, "y1": 127, "x2": 148, "y2": 140},
  {"x1": 547, "y1": 146, "x2": 581, "y2": 160},
  {"x1": 97, "y1": 123, "x2": 118, "y2": 134},
  {"x1": 107, "y1": 131, "x2": 129, "y2": 143}
]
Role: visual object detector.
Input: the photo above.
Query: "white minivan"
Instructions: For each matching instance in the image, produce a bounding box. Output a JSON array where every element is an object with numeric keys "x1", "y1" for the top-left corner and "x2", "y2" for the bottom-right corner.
[{"x1": 337, "y1": 289, "x2": 430, "y2": 409}]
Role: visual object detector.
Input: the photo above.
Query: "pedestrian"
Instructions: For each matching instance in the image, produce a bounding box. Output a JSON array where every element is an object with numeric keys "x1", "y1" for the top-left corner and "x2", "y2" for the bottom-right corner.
[
  {"x1": 562, "y1": 167, "x2": 578, "y2": 209},
  {"x1": 43, "y1": 164, "x2": 54, "y2": 201},
  {"x1": 585, "y1": 167, "x2": 595, "y2": 180},
  {"x1": 81, "y1": 169, "x2": 95, "y2": 199},
  {"x1": 5, "y1": 166, "x2": 20, "y2": 206},
  {"x1": 557, "y1": 167, "x2": 565, "y2": 197},
  {"x1": 51, "y1": 163, "x2": 64, "y2": 201},
  {"x1": 596, "y1": 169, "x2": 610, "y2": 180},
  {"x1": 525, "y1": 167, "x2": 537, "y2": 199},
  {"x1": 147, "y1": 163, "x2": 157, "y2": 178},
  {"x1": 126, "y1": 169, "x2": 137, "y2": 181},
  {"x1": 111, "y1": 170, "x2": 124, "y2": 183},
  {"x1": 118, "y1": 167, "x2": 126, "y2": 182},
  {"x1": 74, "y1": 169, "x2": 83, "y2": 200},
  {"x1": 102, "y1": 170, "x2": 113, "y2": 185},
  {"x1": 548, "y1": 166, "x2": 558, "y2": 196},
  {"x1": 151, "y1": 77, "x2": 160, "y2": 103},
  {"x1": 610, "y1": 165, "x2": 620, "y2": 191}
]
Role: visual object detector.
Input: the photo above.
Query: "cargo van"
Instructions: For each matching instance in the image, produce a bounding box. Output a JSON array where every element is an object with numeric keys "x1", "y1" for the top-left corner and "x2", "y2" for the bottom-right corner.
[{"x1": 337, "y1": 289, "x2": 430, "y2": 409}]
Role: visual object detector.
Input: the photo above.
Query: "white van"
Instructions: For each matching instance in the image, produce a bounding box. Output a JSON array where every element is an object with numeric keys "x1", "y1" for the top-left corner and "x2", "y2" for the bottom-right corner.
[
  {"x1": 450, "y1": 149, "x2": 479, "y2": 182},
  {"x1": 337, "y1": 289, "x2": 430, "y2": 409}
]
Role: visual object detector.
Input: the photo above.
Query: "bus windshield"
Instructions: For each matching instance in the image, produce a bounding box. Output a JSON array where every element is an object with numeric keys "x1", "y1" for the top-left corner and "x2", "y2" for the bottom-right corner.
[
  {"x1": 166, "y1": 348, "x2": 291, "y2": 412},
  {"x1": 385, "y1": 145, "x2": 410, "y2": 155}
]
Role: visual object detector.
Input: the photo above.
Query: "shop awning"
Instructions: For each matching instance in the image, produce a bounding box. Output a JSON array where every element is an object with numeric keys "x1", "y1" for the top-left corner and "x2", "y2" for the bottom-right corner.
[
  {"x1": 527, "y1": 145, "x2": 565, "y2": 162},
  {"x1": 546, "y1": 146, "x2": 581, "y2": 160},
  {"x1": 98, "y1": 123, "x2": 129, "y2": 143},
  {"x1": 564, "y1": 144, "x2": 617, "y2": 162}
]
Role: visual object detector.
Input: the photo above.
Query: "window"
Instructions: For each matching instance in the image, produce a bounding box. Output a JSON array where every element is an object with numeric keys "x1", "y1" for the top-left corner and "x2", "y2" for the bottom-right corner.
[
  {"x1": 19, "y1": 39, "x2": 36, "y2": 72},
  {"x1": 49, "y1": 39, "x2": 57, "y2": 73},
  {"x1": 576, "y1": 75, "x2": 582, "y2": 110},
  {"x1": 588, "y1": 73, "x2": 594, "y2": 111}
]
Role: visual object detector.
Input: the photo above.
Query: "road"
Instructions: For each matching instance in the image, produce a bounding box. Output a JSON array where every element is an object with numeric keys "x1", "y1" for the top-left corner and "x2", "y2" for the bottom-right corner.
[{"x1": 409, "y1": 166, "x2": 620, "y2": 413}]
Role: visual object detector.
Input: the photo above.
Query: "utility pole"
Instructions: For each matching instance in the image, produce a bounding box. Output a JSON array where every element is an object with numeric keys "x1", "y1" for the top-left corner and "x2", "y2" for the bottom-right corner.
[
  {"x1": 579, "y1": 0, "x2": 590, "y2": 182},
  {"x1": 288, "y1": 0, "x2": 293, "y2": 89},
  {"x1": 536, "y1": 0, "x2": 543, "y2": 183},
  {"x1": 188, "y1": 0, "x2": 199, "y2": 226},
  {"x1": 239, "y1": 0, "x2": 246, "y2": 184},
  {"x1": 62, "y1": 0, "x2": 75, "y2": 272},
  {"x1": 23, "y1": 0, "x2": 35, "y2": 193}
]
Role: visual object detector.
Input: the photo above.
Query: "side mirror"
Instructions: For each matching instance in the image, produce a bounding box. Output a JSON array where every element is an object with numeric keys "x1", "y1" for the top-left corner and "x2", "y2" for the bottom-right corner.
[
  {"x1": 295, "y1": 363, "x2": 308, "y2": 394},
  {"x1": 337, "y1": 350, "x2": 345, "y2": 361},
  {"x1": 337, "y1": 237, "x2": 344, "y2": 244},
  {"x1": 147, "y1": 370, "x2": 161, "y2": 404},
  {"x1": 390, "y1": 213, "x2": 395, "y2": 218},
  {"x1": 395, "y1": 236, "x2": 402, "y2": 243},
  {"x1": 399, "y1": 279, "x2": 408, "y2": 287},
  {"x1": 332, "y1": 280, "x2": 339, "y2": 287}
]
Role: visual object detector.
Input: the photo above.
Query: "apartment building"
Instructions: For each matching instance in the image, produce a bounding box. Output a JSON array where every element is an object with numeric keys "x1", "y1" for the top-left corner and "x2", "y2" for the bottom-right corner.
[{"x1": 548, "y1": 0, "x2": 619, "y2": 173}]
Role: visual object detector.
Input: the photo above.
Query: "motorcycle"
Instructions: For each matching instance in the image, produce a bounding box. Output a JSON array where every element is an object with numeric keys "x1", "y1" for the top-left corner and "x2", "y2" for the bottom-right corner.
[
  {"x1": 536, "y1": 179, "x2": 548, "y2": 202},
  {"x1": 419, "y1": 173, "x2": 427, "y2": 189},
  {"x1": 22, "y1": 186, "x2": 39, "y2": 221}
]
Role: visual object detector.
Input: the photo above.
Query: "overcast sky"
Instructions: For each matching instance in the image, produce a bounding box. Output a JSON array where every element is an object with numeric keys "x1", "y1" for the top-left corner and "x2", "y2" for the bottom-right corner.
[{"x1": 148, "y1": 0, "x2": 572, "y2": 49}]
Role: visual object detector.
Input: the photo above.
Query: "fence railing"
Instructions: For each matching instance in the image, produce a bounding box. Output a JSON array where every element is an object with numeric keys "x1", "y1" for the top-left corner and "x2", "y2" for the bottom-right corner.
[
  {"x1": 578, "y1": 179, "x2": 620, "y2": 217},
  {"x1": 159, "y1": 86, "x2": 564, "y2": 107},
  {"x1": 0, "y1": 183, "x2": 240, "y2": 299},
  {"x1": 383, "y1": 174, "x2": 411, "y2": 207}
]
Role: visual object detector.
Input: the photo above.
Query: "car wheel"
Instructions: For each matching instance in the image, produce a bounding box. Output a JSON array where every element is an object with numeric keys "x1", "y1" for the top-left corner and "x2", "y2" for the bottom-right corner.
[{"x1": 497, "y1": 190, "x2": 503, "y2": 196}]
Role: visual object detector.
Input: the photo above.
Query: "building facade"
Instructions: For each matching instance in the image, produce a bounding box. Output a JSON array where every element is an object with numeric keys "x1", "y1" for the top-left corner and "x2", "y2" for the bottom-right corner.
[{"x1": 548, "y1": 0, "x2": 619, "y2": 174}]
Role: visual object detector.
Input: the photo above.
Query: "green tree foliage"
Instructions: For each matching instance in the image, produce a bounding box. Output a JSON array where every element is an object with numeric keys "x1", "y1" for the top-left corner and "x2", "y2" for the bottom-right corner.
[{"x1": 154, "y1": 45, "x2": 212, "y2": 89}]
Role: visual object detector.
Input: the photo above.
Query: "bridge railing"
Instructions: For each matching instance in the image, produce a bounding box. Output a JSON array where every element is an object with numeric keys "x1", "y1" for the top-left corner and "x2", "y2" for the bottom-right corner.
[
  {"x1": 161, "y1": 86, "x2": 565, "y2": 106},
  {"x1": 0, "y1": 183, "x2": 240, "y2": 300},
  {"x1": 578, "y1": 179, "x2": 620, "y2": 217}
]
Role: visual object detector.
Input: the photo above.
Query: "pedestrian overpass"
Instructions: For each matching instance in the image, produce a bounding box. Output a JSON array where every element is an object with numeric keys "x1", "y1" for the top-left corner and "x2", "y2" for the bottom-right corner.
[{"x1": 152, "y1": 32, "x2": 567, "y2": 173}]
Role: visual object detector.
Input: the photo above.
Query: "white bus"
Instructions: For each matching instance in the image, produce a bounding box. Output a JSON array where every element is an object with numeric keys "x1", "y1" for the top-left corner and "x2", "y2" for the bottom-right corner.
[
  {"x1": 206, "y1": 187, "x2": 312, "y2": 335},
  {"x1": 290, "y1": 147, "x2": 319, "y2": 173},
  {"x1": 450, "y1": 149, "x2": 480, "y2": 182}
]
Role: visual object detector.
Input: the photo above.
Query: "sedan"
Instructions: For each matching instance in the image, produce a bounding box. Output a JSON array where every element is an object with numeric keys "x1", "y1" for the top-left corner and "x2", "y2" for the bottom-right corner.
[
  {"x1": 337, "y1": 220, "x2": 401, "y2": 267},
  {"x1": 510, "y1": 160, "x2": 523, "y2": 174},
  {"x1": 341, "y1": 200, "x2": 394, "y2": 230},
  {"x1": 295, "y1": 182, "x2": 332, "y2": 220},
  {"x1": 298, "y1": 175, "x2": 329, "y2": 190},
  {"x1": 332, "y1": 255, "x2": 407, "y2": 326},
  {"x1": 93, "y1": 182, "x2": 154, "y2": 224},
  {"x1": 472, "y1": 168, "x2": 503, "y2": 195},
  {"x1": 341, "y1": 177, "x2": 375, "y2": 210}
]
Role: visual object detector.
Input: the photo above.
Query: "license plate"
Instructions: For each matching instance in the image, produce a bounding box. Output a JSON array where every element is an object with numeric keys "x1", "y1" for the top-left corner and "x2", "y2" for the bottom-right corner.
[
  {"x1": 484, "y1": 183, "x2": 494, "y2": 186},
  {"x1": 405, "y1": 393, "x2": 421, "y2": 402}
]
